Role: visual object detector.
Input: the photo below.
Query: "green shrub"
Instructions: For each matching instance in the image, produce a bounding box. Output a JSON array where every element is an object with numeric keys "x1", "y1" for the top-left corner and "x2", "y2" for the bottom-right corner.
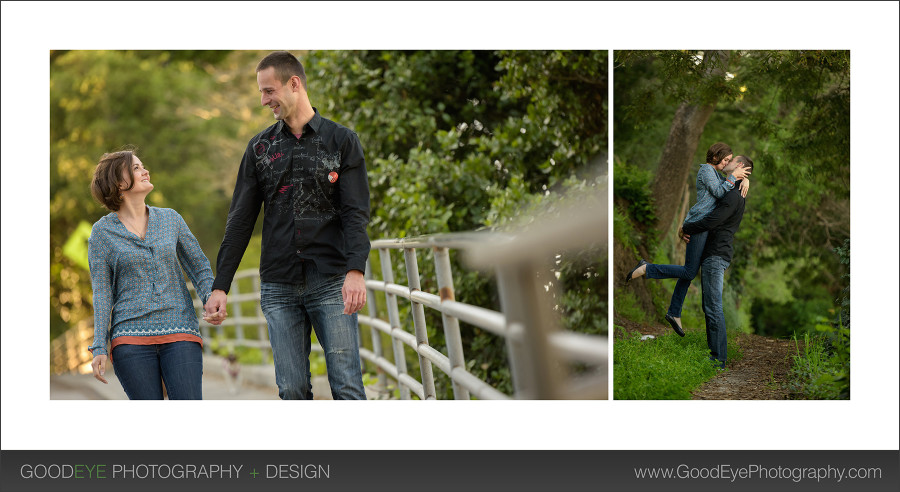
[
  {"x1": 613, "y1": 159, "x2": 657, "y2": 226},
  {"x1": 787, "y1": 316, "x2": 850, "y2": 399}
]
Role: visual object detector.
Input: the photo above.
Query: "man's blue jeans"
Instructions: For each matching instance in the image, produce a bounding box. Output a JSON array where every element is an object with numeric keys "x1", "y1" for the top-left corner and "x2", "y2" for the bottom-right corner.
[
  {"x1": 700, "y1": 255, "x2": 729, "y2": 366},
  {"x1": 112, "y1": 341, "x2": 203, "y2": 400},
  {"x1": 260, "y1": 264, "x2": 367, "y2": 400},
  {"x1": 645, "y1": 230, "x2": 708, "y2": 318}
]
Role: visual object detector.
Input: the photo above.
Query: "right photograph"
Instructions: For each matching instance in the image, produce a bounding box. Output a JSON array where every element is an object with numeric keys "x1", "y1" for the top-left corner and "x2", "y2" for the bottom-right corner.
[{"x1": 613, "y1": 50, "x2": 850, "y2": 400}]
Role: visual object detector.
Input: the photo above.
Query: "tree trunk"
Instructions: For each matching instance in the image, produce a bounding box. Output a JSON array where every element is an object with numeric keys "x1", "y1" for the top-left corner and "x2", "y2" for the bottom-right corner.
[
  {"x1": 651, "y1": 102, "x2": 716, "y2": 237},
  {"x1": 651, "y1": 50, "x2": 729, "y2": 238}
]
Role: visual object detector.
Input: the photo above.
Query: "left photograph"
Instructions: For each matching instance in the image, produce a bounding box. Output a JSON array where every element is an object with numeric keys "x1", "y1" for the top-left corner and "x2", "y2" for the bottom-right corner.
[{"x1": 50, "y1": 50, "x2": 609, "y2": 400}]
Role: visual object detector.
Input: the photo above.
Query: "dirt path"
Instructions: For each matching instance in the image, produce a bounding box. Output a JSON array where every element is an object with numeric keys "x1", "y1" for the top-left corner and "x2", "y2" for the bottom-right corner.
[
  {"x1": 615, "y1": 318, "x2": 798, "y2": 400},
  {"x1": 691, "y1": 333, "x2": 796, "y2": 400}
]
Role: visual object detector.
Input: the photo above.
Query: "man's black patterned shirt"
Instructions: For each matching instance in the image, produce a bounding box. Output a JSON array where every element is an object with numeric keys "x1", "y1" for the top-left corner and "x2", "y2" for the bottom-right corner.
[{"x1": 213, "y1": 109, "x2": 370, "y2": 293}]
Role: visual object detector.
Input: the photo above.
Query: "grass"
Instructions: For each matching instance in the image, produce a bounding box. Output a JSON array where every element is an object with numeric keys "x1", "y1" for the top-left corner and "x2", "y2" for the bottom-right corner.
[
  {"x1": 613, "y1": 325, "x2": 742, "y2": 400},
  {"x1": 787, "y1": 329, "x2": 850, "y2": 399}
]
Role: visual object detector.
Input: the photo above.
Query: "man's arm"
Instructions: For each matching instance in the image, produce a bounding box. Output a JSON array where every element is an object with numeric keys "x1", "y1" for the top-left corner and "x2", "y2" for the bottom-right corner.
[
  {"x1": 338, "y1": 131, "x2": 370, "y2": 274},
  {"x1": 338, "y1": 132, "x2": 370, "y2": 314},
  {"x1": 213, "y1": 142, "x2": 263, "y2": 293},
  {"x1": 206, "y1": 142, "x2": 263, "y2": 318},
  {"x1": 682, "y1": 192, "x2": 739, "y2": 235}
]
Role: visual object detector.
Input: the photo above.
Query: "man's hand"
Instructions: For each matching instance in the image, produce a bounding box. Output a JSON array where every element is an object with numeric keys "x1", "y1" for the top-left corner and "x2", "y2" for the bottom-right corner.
[
  {"x1": 92, "y1": 355, "x2": 108, "y2": 384},
  {"x1": 739, "y1": 178, "x2": 750, "y2": 198},
  {"x1": 678, "y1": 227, "x2": 691, "y2": 244},
  {"x1": 732, "y1": 166, "x2": 752, "y2": 180},
  {"x1": 342, "y1": 270, "x2": 367, "y2": 315},
  {"x1": 204, "y1": 289, "x2": 228, "y2": 325}
]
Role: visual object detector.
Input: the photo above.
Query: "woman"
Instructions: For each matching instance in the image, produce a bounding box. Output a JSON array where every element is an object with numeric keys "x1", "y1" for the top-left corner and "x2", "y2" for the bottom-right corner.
[
  {"x1": 87, "y1": 149, "x2": 224, "y2": 399},
  {"x1": 625, "y1": 142, "x2": 750, "y2": 336}
]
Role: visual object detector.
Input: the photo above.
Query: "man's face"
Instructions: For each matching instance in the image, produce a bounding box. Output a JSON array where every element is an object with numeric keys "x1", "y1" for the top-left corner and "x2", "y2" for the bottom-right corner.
[
  {"x1": 723, "y1": 157, "x2": 745, "y2": 175},
  {"x1": 715, "y1": 154, "x2": 734, "y2": 171},
  {"x1": 257, "y1": 67, "x2": 296, "y2": 121}
]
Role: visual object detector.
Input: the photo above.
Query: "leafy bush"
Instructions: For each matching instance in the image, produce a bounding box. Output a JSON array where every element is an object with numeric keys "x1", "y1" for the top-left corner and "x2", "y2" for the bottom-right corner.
[
  {"x1": 613, "y1": 159, "x2": 657, "y2": 226},
  {"x1": 788, "y1": 319, "x2": 850, "y2": 400}
]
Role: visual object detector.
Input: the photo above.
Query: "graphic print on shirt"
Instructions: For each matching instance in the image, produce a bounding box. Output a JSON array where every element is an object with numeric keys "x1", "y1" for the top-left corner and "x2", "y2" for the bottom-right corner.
[
  {"x1": 291, "y1": 135, "x2": 342, "y2": 221},
  {"x1": 253, "y1": 134, "x2": 293, "y2": 215},
  {"x1": 252, "y1": 133, "x2": 342, "y2": 224}
]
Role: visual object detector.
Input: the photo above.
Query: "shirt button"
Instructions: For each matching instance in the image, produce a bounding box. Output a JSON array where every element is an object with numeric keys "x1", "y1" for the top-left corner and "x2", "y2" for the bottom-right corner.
[{"x1": 296, "y1": 249, "x2": 302, "y2": 254}]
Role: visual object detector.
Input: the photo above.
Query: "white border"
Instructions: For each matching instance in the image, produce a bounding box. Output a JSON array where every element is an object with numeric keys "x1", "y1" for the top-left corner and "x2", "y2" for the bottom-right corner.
[{"x1": 2, "y1": 1, "x2": 898, "y2": 451}]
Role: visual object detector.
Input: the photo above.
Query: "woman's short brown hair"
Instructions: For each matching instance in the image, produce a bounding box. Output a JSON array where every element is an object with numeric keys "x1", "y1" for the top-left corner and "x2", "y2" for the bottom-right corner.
[
  {"x1": 706, "y1": 142, "x2": 733, "y2": 166},
  {"x1": 90, "y1": 149, "x2": 137, "y2": 211}
]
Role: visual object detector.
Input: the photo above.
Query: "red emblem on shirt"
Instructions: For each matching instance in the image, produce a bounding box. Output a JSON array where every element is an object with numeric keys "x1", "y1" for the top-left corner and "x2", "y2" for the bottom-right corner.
[{"x1": 328, "y1": 172, "x2": 339, "y2": 183}]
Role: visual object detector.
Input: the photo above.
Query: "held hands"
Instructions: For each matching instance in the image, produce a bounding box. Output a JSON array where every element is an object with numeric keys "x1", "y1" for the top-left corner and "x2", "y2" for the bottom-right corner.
[
  {"x1": 678, "y1": 227, "x2": 691, "y2": 244},
  {"x1": 203, "y1": 289, "x2": 228, "y2": 325},
  {"x1": 92, "y1": 355, "x2": 108, "y2": 384},
  {"x1": 739, "y1": 178, "x2": 750, "y2": 198},
  {"x1": 342, "y1": 270, "x2": 367, "y2": 315}
]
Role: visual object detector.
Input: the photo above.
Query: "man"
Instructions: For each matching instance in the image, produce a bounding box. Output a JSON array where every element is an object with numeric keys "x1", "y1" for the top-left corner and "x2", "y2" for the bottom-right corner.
[
  {"x1": 681, "y1": 155, "x2": 754, "y2": 369},
  {"x1": 205, "y1": 51, "x2": 369, "y2": 399}
]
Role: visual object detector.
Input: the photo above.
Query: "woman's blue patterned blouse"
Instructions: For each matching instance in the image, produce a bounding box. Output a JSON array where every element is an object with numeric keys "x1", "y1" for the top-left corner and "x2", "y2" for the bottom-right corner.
[{"x1": 88, "y1": 206, "x2": 214, "y2": 356}]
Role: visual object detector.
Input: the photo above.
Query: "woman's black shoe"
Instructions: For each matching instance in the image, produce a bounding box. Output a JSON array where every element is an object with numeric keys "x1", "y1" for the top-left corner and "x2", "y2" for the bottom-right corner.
[
  {"x1": 665, "y1": 314, "x2": 685, "y2": 337},
  {"x1": 625, "y1": 259, "x2": 648, "y2": 283}
]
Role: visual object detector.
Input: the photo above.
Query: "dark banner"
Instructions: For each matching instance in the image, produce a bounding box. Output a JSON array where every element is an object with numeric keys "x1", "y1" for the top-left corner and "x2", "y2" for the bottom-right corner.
[{"x1": 1, "y1": 450, "x2": 898, "y2": 491}]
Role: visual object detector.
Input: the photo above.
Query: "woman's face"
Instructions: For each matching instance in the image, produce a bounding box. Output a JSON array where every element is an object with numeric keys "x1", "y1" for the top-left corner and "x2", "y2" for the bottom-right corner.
[
  {"x1": 121, "y1": 155, "x2": 153, "y2": 196},
  {"x1": 716, "y1": 154, "x2": 734, "y2": 171}
]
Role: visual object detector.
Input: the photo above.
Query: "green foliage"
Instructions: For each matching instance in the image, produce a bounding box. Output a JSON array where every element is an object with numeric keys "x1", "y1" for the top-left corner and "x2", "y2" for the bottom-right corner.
[
  {"x1": 786, "y1": 239, "x2": 850, "y2": 400},
  {"x1": 787, "y1": 316, "x2": 850, "y2": 400},
  {"x1": 613, "y1": 159, "x2": 657, "y2": 226},
  {"x1": 834, "y1": 238, "x2": 850, "y2": 330},
  {"x1": 613, "y1": 326, "x2": 742, "y2": 400},
  {"x1": 613, "y1": 291, "x2": 649, "y2": 325}
]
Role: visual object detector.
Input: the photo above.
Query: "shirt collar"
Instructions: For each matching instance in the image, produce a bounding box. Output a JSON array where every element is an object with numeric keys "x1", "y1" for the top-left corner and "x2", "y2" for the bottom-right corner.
[{"x1": 277, "y1": 107, "x2": 323, "y2": 137}]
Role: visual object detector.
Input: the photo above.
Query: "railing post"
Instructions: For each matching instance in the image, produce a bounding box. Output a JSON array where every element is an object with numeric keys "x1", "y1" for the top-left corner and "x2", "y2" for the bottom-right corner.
[
  {"x1": 495, "y1": 261, "x2": 566, "y2": 400},
  {"x1": 404, "y1": 247, "x2": 437, "y2": 400},
  {"x1": 379, "y1": 248, "x2": 411, "y2": 400},
  {"x1": 365, "y1": 260, "x2": 388, "y2": 398},
  {"x1": 253, "y1": 275, "x2": 269, "y2": 364},
  {"x1": 433, "y1": 247, "x2": 470, "y2": 400}
]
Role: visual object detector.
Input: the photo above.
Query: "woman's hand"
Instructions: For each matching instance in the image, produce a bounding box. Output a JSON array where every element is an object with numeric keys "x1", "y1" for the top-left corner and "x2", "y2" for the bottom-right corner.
[
  {"x1": 678, "y1": 227, "x2": 691, "y2": 244},
  {"x1": 202, "y1": 311, "x2": 226, "y2": 326},
  {"x1": 732, "y1": 166, "x2": 752, "y2": 180},
  {"x1": 739, "y1": 178, "x2": 750, "y2": 198},
  {"x1": 91, "y1": 355, "x2": 109, "y2": 384}
]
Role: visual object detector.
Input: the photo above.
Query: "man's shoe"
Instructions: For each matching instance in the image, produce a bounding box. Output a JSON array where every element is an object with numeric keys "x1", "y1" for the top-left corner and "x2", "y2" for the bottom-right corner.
[
  {"x1": 625, "y1": 259, "x2": 648, "y2": 283},
  {"x1": 665, "y1": 314, "x2": 685, "y2": 337}
]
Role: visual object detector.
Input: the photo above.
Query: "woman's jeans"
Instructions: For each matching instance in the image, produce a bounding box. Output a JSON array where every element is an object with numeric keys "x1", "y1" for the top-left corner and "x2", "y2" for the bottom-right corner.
[
  {"x1": 260, "y1": 262, "x2": 367, "y2": 400},
  {"x1": 644, "y1": 230, "x2": 708, "y2": 318},
  {"x1": 112, "y1": 341, "x2": 203, "y2": 400}
]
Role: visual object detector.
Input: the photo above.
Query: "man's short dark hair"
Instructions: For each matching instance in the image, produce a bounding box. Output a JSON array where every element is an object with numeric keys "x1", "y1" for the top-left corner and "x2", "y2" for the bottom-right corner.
[
  {"x1": 734, "y1": 155, "x2": 754, "y2": 171},
  {"x1": 256, "y1": 51, "x2": 307, "y2": 90},
  {"x1": 706, "y1": 142, "x2": 733, "y2": 166}
]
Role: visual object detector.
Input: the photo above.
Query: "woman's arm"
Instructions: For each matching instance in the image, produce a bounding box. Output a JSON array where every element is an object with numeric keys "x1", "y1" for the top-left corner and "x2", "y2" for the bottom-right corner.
[
  {"x1": 698, "y1": 164, "x2": 735, "y2": 199},
  {"x1": 87, "y1": 228, "x2": 113, "y2": 357},
  {"x1": 174, "y1": 211, "x2": 215, "y2": 305}
]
